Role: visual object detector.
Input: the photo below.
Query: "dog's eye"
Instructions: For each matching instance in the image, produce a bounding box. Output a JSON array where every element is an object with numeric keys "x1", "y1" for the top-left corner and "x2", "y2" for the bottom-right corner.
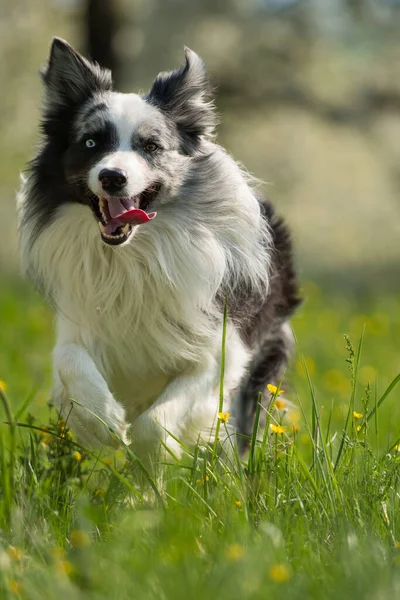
[
  {"x1": 85, "y1": 139, "x2": 96, "y2": 148},
  {"x1": 144, "y1": 142, "x2": 158, "y2": 153}
]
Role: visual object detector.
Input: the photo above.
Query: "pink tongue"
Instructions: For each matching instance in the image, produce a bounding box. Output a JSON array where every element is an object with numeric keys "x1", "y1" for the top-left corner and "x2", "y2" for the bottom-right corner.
[
  {"x1": 114, "y1": 209, "x2": 157, "y2": 225},
  {"x1": 103, "y1": 209, "x2": 157, "y2": 235},
  {"x1": 102, "y1": 198, "x2": 157, "y2": 235},
  {"x1": 108, "y1": 198, "x2": 128, "y2": 219}
]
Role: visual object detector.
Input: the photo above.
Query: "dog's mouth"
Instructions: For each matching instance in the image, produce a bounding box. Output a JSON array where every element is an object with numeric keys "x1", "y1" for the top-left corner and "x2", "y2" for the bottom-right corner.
[{"x1": 91, "y1": 184, "x2": 159, "y2": 246}]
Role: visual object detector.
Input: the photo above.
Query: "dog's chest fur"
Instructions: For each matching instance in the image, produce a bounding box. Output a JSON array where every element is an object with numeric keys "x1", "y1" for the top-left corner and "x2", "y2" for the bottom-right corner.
[{"x1": 28, "y1": 203, "x2": 225, "y2": 404}]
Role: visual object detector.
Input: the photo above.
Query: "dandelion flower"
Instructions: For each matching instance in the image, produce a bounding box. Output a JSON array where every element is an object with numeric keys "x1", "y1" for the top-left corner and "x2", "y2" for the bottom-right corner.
[
  {"x1": 55, "y1": 559, "x2": 73, "y2": 576},
  {"x1": 7, "y1": 547, "x2": 22, "y2": 561},
  {"x1": 72, "y1": 451, "x2": 82, "y2": 462},
  {"x1": 70, "y1": 530, "x2": 90, "y2": 548},
  {"x1": 267, "y1": 384, "x2": 285, "y2": 395},
  {"x1": 275, "y1": 399, "x2": 286, "y2": 410},
  {"x1": 235, "y1": 500, "x2": 242, "y2": 507},
  {"x1": 0, "y1": 380, "x2": 7, "y2": 393},
  {"x1": 8, "y1": 580, "x2": 21, "y2": 595},
  {"x1": 270, "y1": 424, "x2": 286, "y2": 434},
  {"x1": 269, "y1": 563, "x2": 290, "y2": 582},
  {"x1": 218, "y1": 412, "x2": 230, "y2": 423},
  {"x1": 353, "y1": 411, "x2": 363, "y2": 419},
  {"x1": 225, "y1": 543, "x2": 244, "y2": 561}
]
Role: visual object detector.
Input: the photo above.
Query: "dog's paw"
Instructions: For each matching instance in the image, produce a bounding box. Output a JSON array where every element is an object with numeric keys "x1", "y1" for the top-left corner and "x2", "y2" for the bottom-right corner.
[{"x1": 52, "y1": 378, "x2": 131, "y2": 448}]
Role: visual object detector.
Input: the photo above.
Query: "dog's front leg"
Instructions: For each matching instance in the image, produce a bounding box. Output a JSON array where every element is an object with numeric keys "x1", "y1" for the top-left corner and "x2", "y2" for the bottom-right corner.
[
  {"x1": 130, "y1": 367, "x2": 234, "y2": 463},
  {"x1": 52, "y1": 343, "x2": 130, "y2": 447}
]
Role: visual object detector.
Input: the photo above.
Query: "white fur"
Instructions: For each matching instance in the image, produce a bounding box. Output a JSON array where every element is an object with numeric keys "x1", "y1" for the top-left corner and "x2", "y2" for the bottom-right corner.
[
  {"x1": 87, "y1": 94, "x2": 158, "y2": 197},
  {"x1": 18, "y1": 144, "x2": 270, "y2": 462}
]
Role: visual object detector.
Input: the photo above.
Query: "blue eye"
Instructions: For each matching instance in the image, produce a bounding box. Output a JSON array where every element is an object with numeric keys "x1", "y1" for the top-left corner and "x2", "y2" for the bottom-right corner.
[{"x1": 85, "y1": 139, "x2": 96, "y2": 148}]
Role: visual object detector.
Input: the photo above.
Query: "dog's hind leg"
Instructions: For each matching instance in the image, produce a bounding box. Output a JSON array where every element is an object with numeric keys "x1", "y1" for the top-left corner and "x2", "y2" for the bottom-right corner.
[{"x1": 237, "y1": 321, "x2": 294, "y2": 445}]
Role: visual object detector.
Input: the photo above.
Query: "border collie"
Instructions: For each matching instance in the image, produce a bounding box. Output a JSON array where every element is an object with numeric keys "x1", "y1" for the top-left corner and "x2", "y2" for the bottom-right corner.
[{"x1": 18, "y1": 38, "x2": 300, "y2": 462}]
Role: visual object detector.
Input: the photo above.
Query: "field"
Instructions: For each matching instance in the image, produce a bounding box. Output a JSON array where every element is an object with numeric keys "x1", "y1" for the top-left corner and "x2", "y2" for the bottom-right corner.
[{"x1": 0, "y1": 275, "x2": 400, "y2": 599}]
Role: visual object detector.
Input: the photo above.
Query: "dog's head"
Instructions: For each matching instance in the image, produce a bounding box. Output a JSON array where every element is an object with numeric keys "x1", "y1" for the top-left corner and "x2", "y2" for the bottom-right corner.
[{"x1": 39, "y1": 38, "x2": 216, "y2": 246}]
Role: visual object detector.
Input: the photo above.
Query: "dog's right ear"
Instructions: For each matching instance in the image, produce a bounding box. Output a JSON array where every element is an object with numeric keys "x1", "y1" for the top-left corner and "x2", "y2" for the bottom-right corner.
[{"x1": 41, "y1": 38, "x2": 113, "y2": 110}]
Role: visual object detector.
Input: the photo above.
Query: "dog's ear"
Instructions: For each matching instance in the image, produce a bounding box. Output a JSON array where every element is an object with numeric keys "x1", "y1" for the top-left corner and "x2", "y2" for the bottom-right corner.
[
  {"x1": 41, "y1": 38, "x2": 113, "y2": 109},
  {"x1": 147, "y1": 48, "x2": 217, "y2": 151}
]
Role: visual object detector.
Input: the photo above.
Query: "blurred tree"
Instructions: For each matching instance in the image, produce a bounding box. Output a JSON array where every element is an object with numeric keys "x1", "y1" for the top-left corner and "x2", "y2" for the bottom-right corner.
[{"x1": 84, "y1": 0, "x2": 120, "y2": 85}]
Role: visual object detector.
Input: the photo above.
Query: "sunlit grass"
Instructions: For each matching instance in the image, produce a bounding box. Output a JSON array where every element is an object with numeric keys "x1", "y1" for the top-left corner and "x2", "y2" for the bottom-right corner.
[{"x1": 0, "y1": 276, "x2": 400, "y2": 599}]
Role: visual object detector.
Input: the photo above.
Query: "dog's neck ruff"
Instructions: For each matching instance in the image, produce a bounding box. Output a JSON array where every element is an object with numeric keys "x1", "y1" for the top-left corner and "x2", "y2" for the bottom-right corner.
[{"x1": 19, "y1": 150, "x2": 271, "y2": 378}]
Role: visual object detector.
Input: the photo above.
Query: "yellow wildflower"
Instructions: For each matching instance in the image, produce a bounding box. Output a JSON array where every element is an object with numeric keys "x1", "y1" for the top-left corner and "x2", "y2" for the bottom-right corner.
[
  {"x1": 269, "y1": 563, "x2": 291, "y2": 583},
  {"x1": 70, "y1": 530, "x2": 90, "y2": 548},
  {"x1": 395, "y1": 445, "x2": 400, "y2": 452},
  {"x1": 51, "y1": 547, "x2": 66, "y2": 560},
  {"x1": 353, "y1": 411, "x2": 363, "y2": 419},
  {"x1": 275, "y1": 399, "x2": 286, "y2": 410},
  {"x1": 196, "y1": 476, "x2": 209, "y2": 485},
  {"x1": 0, "y1": 380, "x2": 7, "y2": 393},
  {"x1": 270, "y1": 424, "x2": 286, "y2": 434},
  {"x1": 357, "y1": 425, "x2": 362, "y2": 432},
  {"x1": 55, "y1": 559, "x2": 73, "y2": 576},
  {"x1": 8, "y1": 580, "x2": 21, "y2": 595},
  {"x1": 225, "y1": 543, "x2": 244, "y2": 561},
  {"x1": 234, "y1": 500, "x2": 242, "y2": 507},
  {"x1": 267, "y1": 384, "x2": 285, "y2": 395},
  {"x1": 7, "y1": 547, "x2": 22, "y2": 561},
  {"x1": 395, "y1": 541, "x2": 400, "y2": 550},
  {"x1": 218, "y1": 412, "x2": 230, "y2": 423},
  {"x1": 72, "y1": 451, "x2": 82, "y2": 462}
]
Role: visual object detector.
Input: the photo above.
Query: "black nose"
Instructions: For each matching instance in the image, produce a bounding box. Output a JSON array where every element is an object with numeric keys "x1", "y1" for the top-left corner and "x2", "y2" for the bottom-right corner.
[{"x1": 98, "y1": 169, "x2": 127, "y2": 193}]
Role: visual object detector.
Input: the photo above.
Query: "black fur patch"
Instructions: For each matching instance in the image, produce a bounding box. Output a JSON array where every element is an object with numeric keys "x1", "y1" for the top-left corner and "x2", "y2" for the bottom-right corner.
[
  {"x1": 145, "y1": 48, "x2": 217, "y2": 154},
  {"x1": 23, "y1": 40, "x2": 116, "y2": 240},
  {"x1": 41, "y1": 38, "x2": 112, "y2": 112},
  {"x1": 219, "y1": 198, "x2": 302, "y2": 439}
]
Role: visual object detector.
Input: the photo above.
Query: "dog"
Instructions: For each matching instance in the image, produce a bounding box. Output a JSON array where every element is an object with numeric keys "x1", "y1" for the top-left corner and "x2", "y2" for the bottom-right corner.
[{"x1": 18, "y1": 38, "x2": 300, "y2": 463}]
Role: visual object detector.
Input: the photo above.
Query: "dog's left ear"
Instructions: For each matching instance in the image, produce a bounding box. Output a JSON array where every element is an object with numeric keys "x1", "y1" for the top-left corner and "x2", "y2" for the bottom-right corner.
[{"x1": 147, "y1": 48, "x2": 217, "y2": 150}]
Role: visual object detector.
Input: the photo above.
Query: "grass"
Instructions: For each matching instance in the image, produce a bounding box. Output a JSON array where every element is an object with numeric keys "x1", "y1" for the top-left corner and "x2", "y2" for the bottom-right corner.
[{"x1": 0, "y1": 275, "x2": 400, "y2": 599}]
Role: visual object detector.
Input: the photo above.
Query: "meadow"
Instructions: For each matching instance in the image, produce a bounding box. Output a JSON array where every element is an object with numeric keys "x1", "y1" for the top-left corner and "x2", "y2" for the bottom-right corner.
[{"x1": 0, "y1": 274, "x2": 399, "y2": 599}]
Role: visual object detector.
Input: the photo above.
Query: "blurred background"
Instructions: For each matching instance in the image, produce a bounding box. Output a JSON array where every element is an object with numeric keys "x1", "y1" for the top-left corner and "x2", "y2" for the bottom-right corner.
[{"x1": 0, "y1": 0, "x2": 399, "y2": 437}]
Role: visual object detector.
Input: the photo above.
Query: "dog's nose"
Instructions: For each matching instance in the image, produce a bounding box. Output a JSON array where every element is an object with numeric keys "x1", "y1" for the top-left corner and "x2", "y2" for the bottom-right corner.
[{"x1": 98, "y1": 169, "x2": 127, "y2": 193}]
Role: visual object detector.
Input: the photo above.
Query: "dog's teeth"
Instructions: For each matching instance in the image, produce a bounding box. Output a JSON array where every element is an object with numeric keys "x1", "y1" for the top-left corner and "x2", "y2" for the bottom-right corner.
[
  {"x1": 99, "y1": 198, "x2": 108, "y2": 222},
  {"x1": 100, "y1": 230, "x2": 126, "y2": 240},
  {"x1": 98, "y1": 219, "x2": 131, "y2": 241}
]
